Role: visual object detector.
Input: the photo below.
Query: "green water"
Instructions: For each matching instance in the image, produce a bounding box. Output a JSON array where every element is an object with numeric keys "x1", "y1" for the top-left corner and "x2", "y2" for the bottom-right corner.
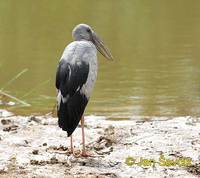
[{"x1": 0, "y1": 0, "x2": 200, "y2": 117}]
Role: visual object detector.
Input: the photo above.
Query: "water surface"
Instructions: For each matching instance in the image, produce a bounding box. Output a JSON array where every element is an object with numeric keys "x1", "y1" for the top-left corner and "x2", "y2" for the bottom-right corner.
[{"x1": 0, "y1": 0, "x2": 200, "y2": 117}]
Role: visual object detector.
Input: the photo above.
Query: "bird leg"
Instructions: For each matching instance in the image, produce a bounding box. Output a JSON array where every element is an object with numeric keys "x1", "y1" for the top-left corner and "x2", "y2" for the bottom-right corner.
[
  {"x1": 70, "y1": 135, "x2": 74, "y2": 154},
  {"x1": 69, "y1": 118, "x2": 92, "y2": 157},
  {"x1": 81, "y1": 116, "x2": 95, "y2": 157},
  {"x1": 80, "y1": 116, "x2": 103, "y2": 157},
  {"x1": 81, "y1": 116, "x2": 87, "y2": 156}
]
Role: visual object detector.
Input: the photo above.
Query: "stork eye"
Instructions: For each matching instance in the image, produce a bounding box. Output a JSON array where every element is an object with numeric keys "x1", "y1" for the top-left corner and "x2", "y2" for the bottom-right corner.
[{"x1": 86, "y1": 28, "x2": 91, "y2": 33}]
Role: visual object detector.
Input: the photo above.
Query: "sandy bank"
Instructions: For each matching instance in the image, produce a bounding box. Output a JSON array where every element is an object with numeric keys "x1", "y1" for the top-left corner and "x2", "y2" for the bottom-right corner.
[{"x1": 0, "y1": 110, "x2": 200, "y2": 178}]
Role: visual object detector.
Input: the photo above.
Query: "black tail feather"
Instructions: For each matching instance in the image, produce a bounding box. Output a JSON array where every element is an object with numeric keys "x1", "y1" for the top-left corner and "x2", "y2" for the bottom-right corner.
[{"x1": 57, "y1": 92, "x2": 88, "y2": 137}]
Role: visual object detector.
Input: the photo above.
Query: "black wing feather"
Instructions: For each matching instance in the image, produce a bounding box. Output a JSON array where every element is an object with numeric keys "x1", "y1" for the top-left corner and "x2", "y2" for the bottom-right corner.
[
  {"x1": 56, "y1": 60, "x2": 89, "y2": 97},
  {"x1": 55, "y1": 59, "x2": 89, "y2": 136}
]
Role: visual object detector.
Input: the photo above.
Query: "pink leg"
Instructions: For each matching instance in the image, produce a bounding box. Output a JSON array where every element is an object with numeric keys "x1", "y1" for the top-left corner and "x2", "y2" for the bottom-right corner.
[
  {"x1": 80, "y1": 116, "x2": 102, "y2": 157},
  {"x1": 70, "y1": 135, "x2": 74, "y2": 154},
  {"x1": 81, "y1": 116, "x2": 86, "y2": 156}
]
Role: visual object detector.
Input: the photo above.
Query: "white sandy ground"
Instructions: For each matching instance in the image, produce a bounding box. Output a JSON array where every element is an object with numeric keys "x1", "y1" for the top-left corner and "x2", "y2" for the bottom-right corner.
[{"x1": 0, "y1": 109, "x2": 200, "y2": 178}]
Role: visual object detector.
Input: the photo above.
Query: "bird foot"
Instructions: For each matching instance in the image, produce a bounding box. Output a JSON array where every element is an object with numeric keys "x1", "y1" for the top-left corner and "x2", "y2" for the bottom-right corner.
[
  {"x1": 81, "y1": 150, "x2": 103, "y2": 157},
  {"x1": 68, "y1": 149, "x2": 80, "y2": 157},
  {"x1": 81, "y1": 151, "x2": 92, "y2": 157},
  {"x1": 69, "y1": 148, "x2": 103, "y2": 157}
]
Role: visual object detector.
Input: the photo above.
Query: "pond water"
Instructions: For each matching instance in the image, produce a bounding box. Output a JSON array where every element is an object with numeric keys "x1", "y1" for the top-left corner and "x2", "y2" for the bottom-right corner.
[{"x1": 0, "y1": 0, "x2": 200, "y2": 117}]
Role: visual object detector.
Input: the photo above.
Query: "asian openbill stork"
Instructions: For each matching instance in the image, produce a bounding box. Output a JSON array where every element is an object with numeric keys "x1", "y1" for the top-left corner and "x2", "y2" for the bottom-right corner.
[{"x1": 55, "y1": 24, "x2": 113, "y2": 156}]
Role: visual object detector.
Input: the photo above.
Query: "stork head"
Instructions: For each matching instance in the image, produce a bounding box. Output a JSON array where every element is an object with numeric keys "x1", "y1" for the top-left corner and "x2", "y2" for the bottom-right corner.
[{"x1": 72, "y1": 24, "x2": 113, "y2": 60}]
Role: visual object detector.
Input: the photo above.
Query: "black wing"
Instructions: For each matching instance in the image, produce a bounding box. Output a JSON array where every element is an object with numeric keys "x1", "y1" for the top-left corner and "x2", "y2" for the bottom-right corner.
[
  {"x1": 55, "y1": 59, "x2": 89, "y2": 136},
  {"x1": 56, "y1": 59, "x2": 89, "y2": 97}
]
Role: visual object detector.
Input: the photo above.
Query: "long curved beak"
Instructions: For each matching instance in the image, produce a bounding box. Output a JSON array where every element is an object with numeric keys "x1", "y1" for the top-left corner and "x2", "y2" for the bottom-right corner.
[{"x1": 92, "y1": 31, "x2": 113, "y2": 60}]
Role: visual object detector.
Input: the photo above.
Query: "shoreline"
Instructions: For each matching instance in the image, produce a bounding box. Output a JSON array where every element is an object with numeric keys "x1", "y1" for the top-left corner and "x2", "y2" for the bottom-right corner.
[{"x1": 0, "y1": 110, "x2": 200, "y2": 178}]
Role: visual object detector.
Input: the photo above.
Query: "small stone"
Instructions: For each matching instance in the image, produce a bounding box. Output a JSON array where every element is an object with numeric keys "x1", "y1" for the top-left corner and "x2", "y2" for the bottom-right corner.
[
  {"x1": 50, "y1": 157, "x2": 58, "y2": 164},
  {"x1": 0, "y1": 169, "x2": 7, "y2": 174},
  {"x1": 30, "y1": 160, "x2": 39, "y2": 165},
  {"x1": 43, "y1": 143, "x2": 47, "y2": 146},
  {"x1": 24, "y1": 140, "x2": 29, "y2": 144},
  {"x1": 1, "y1": 119, "x2": 11, "y2": 125},
  {"x1": 3, "y1": 125, "x2": 18, "y2": 132},
  {"x1": 32, "y1": 150, "x2": 39, "y2": 155},
  {"x1": 3, "y1": 127, "x2": 10, "y2": 132},
  {"x1": 29, "y1": 116, "x2": 41, "y2": 123},
  {"x1": 81, "y1": 161, "x2": 86, "y2": 166}
]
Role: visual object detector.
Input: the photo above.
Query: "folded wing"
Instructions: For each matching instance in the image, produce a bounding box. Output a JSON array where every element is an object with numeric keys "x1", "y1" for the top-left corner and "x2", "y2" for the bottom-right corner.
[{"x1": 56, "y1": 59, "x2": 89, "y2": 136}]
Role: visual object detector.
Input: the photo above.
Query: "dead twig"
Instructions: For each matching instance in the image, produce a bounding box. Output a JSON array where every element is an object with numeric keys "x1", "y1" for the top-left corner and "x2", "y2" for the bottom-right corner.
[{"x1": 0, "y1": 90, "x2": 30, "y2": 107}]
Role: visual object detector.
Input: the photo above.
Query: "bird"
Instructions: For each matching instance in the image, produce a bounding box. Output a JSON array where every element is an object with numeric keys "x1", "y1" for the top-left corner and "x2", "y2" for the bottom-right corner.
[{"x1": 55, "y1": 24, "x2": 113, "y2": 156}]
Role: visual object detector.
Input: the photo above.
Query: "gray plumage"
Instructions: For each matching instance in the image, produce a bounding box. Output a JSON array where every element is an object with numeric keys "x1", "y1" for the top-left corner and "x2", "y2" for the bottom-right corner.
[{"x1": 56, "y1": 24, "x2": 112, "y2": 136}]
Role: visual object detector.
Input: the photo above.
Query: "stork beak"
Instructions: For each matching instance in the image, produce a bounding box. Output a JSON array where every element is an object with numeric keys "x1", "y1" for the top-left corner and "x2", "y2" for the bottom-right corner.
[{"x1": 92, "y1": 31, "x2": 113, "y2": 60}]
